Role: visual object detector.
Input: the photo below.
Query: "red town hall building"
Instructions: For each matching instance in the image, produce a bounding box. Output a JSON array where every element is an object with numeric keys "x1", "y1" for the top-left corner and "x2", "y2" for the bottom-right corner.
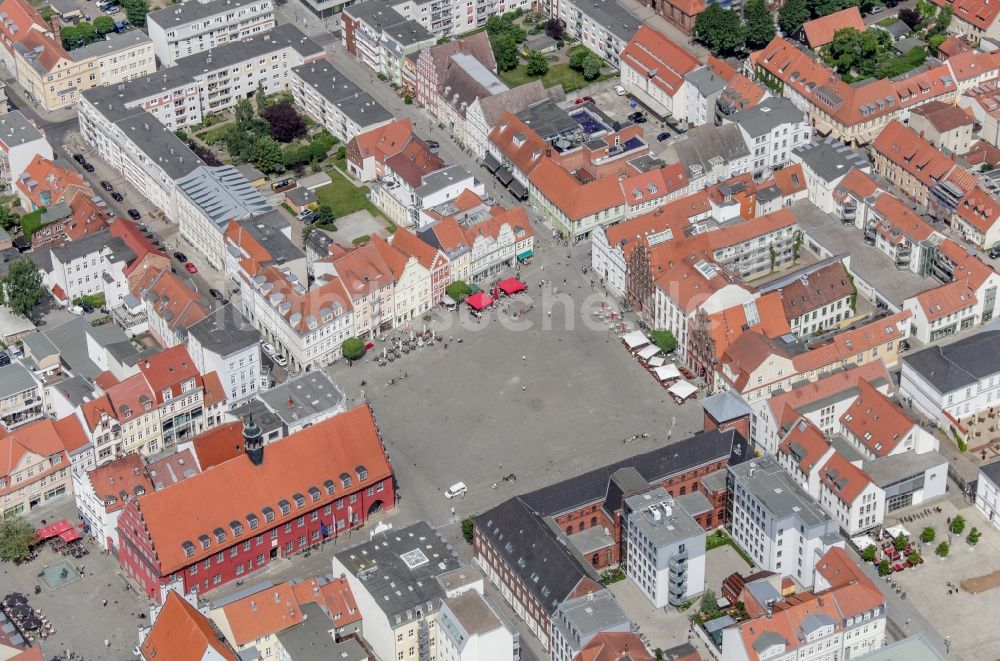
[{"x1": 116, "y1": 406, "x2": 395, "y2": 602}]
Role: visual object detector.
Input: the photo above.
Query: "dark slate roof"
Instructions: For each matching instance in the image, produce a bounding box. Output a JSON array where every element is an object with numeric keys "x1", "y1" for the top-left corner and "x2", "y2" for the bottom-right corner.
[
  {"x1": 519, "y1": 428, "x2": 748, "y2": 516},
  {"x1": 981, "y1": 458, "x2": 1000, "y2": 487},
  {"x1": 902, "y1": 330, "x2": 1000, "y2": 394},
  {"x1": 473, "y1": 497, "x2": 598, "y2": 616}
]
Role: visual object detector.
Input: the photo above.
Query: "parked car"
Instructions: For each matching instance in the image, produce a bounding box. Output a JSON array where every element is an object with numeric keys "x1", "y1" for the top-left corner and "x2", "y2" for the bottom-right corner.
[
  {"x1": 444, "y1": 482, "x2": 467, "y2": 499},
  {"x1": 127, "y1": 209, "x2": 141, "y2": 220},
  {"x1": 425, "y1": 139, "x2": 440, "y2": 149},
  {"x1": 574, "y1": 97, "x2": 586, "y2": 104},
  {"x1": 262, "y1": 342, "x2": 276, "y2": 356},
  {"x1": 185, "y1": 262, "x2": 198, "y2": 274},
  {"x1": 100, "y1": 180, "x2": 113, "y2": 191},
  {"x1": 272, "y1": 354, "x2": 288, "y2": 367},
  {"x1": 111, "y1": 192, "x2": 123, "y2": 202},
  {"x1": 68, "y1": 305, "x2": 84, "y2": 315},
  {"x1": 72, "y1": 153, "x2": 86, "y2": 164},
  {"x1": 656, "y1": 131, "x2": 671, "y2": 141},
  {"x1": 615, "y1": 85, "x2": 626, "y2": 96},
  {"x1": 0, "y1": 351, "x2": 10, "y2": 367},
  {"x1": 869, "y1": 5, "x2": 884, "y2": 13},
  {"x1": 80, "y1": 303, "x2": 95, "y2": 314},
  {"x1": 297, "y1": 209, "x2": 316, "y2": 223},
  {"x1": 990, "y1": 244, "x2": 1000, "y2": 259},
  {"x1": 82, "y1": 162, "x2": 95, "y2": 172},
  {"x1": 209, "y1": 288, "x2": 224, "y2": 301},
  {"x1": 628, "y1": 112, "x2": 647, "y2": 124},
  {"x1": 173, "y1": 251, "x2": 187, "y2": 262}
]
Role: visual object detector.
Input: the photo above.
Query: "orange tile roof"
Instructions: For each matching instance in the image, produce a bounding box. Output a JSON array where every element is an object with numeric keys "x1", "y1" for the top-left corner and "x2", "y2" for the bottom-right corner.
[
  {"x1": 815, "y1": 546, "x2": 869, "y2": 589},
  {"x1": 707, "y1": 292, "x2": 790, "y2": 362},
  {"x1": 389, "y1": 224, "x2": 443, "y2": 271},
  {"x1": 915, "y1": 276, "x2": 978, "y2": 321},
  {"x1": 706, "y1": 207, "x2": 797, "y2": 252},
  {"x1": 840, "y1": 379, "x2": 918, "y2": 457},
  {"x1": 834, "y1": 169, "x2": 880, "y2": 202},
  {"x1": 956, "y1": 185, "x2": 1000, "y2": 234},
  {"x1": 792, "y1": 310, "x2": 910, "y2": 373},
  {"x1": 938, "y1": 35, "x2": 973, "y2": 58},
  {"x1": 964, "y1": 139, "x2": 1000, "y2": 167},
  {"x1": 347, "y1": 118, "x2": 415, "y2": 168},
  {"x1": 52, "y1": 414, "x2": 89, "y2": 454},
  {"x1": 818, "y1": 451, "x2": 871, "y2": 504},
  {"x1": 707, "y1": 55, "x2": 737, "y2": 81},
  {"x1": 872, "y1": 120, "x2": 959, "y2": 191},
  {"x1": 0, "y1": 418, "x2": 70, "y2": 478},
  {"x1": 143, "y1": 269, "x2": 210, "y2": 335},
  {"x1": 190, "y1": 421, "x2": 244, "y2": 470},
  {"x1": 384, "y1": 138, "x2": 445, "y2": 188},
  {"x1": 932, "y1": 0, "x2": 1000, "y2": 31},
  {"x1": 16, "y1": 154, "x2": 86, "y2": 208},
  {"x1": 141, "y1": 591, "x2": 238, "y2": 661},
  {"x1": 576, "y1": 632, "x2": 657, "y2": 661},
  {"x1": 369, "y1": 234, "x2": 409, "y2": 281},
  {"x1": 662, "y1": 0, "x2": 705, "y2": 16},
  {"x1": 329, "y1": 241, "x2": 395, "y2": 302},
  {"x1": 203, "y1": 371, "x2": 227, "y2": 408},
  {"x1": 801, "y1": 7, "x2": 865, "y2": 48},
  {"x1": 778, "y1": 418, "x2": 831, "y2": 475},
  {"x1": 936, "y1": 236, "x2": 997, "y2": 288},
  {"x1": 723, "y1": 74, "x2": 767, "y2": 111},
  {"x1": 767, "y1": 361, "x2": 894, "y2": 433},
  {"x1": 531, "y1": 157, "x2": 626, "y2": 222},
  {"x1": 620, "y1": 26, "x2": 700, "y2": 98},
  {"x1": 137, "y1": 345, "x2": 202, "y2": 404},
  {"x1": 871, "y1": 194, "x2": 937, "y2": 245},
  {"x1": 777, "y1": 261, "x2": 854, "y2": 320},
  {"x1": 751, "y1": 38, "x2": 957, "y2": 133},
  {"x1": 131, "y1": 406, "x2": 392, "y2": 573},
  {"x1": 911, "y1": 99, "x2": 975, "y2": 133},
  {"x1": 221, "y1": 583, "x2": 305, "y2": 646},
  {"x1": 86, "y1": 453, "x2": 153, "y2": 513},
  {"x1": 291, "y1": 576, "x2": 361, "y2": 627},
  {"x1": 652, "y1": 239, "x2": 754, "y2": 313},
  {"x1": 771, "y1": 164, "x2": 807, "y2": 197},
  {"x1": 604, "y1": 193, "x2": 711, "y2": 257},
  {"x1": 103, "y1": 372, "x2": 156, "y2": 421},
  {"x1": 620, "y1": 164, "x2": 689, "y2": 207}
]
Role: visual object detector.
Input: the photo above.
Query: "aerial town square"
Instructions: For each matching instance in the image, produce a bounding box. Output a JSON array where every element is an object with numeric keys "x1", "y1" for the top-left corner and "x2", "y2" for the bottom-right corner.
[{"x1": 7, "y1": 0, "x2": 1000, "y2": 659}]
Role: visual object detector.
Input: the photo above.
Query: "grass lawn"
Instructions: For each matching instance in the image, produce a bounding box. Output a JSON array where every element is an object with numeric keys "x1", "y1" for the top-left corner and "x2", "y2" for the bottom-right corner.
[
  {"x1": 316, "y1": 170, "x2": 382, "y2": 219},
  {"x1": 196, "y1": 123, "x2": 235, "y2": 145},
  {"x1": 706, "y1": 529, "x2": 755, "y2": 567},
  {"x1": 876, "y1": 16, "x2": 899, "y2": 27},
  {"x1": 499, "y1": 63, "x2": 615, "y2": 93},
  {"x1": 20, "y1": 209, "x2": 43, "y2": 240}
]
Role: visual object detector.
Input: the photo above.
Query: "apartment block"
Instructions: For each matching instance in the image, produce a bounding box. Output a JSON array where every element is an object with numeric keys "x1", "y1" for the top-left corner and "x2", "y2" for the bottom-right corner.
[
  {"x1": 147, "y1": 0, "x2": 276, "y2": 66},
  {"x1": 0, "y1": 110, "x2": 52, "y2": 188},
  {"x1": 290, "y1": 60, "x2": 393, "y2": 144}
]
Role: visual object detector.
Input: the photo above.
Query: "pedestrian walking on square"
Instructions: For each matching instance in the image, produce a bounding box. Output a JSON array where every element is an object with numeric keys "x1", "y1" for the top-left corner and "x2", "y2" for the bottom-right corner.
[{"x1": 522, "y1": 385, "x2": 526, "y2": 391}]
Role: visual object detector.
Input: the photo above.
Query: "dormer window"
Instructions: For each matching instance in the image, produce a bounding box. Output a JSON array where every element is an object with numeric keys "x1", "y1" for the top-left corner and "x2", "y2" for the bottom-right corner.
[
  {"x1": 105, "y1": 496, "x2": 116, "y2": 506},
  {"x1": 214, "y1": 528, "x2": 226, "y2": 544},
  {"x1": 340, "y1": 472, "x2": 352, "y2": 488},
  {"x1": 247, "y1": 513, "x2": 259, "y2": 530},
  {"x1": 356, "y1": 465, "x2": 368, "y2": 481},
  {"x1": 199, "y1": 534, "x2": 211, "y2": 550},
  {"x1": 161, "y1": 388, "x2": 172, "y2": 401},
  {"x1": 293, "y1": 493, "x2": 306, "y2": 508},
  {"x1": 230, "y1": 521, "x2": 243, "y2": 536},
  {"x1": 308, "y1": 486, "x2": 321, "y2": 502},
  {"x1": 263, "y1": 506, "x2": 275, "y2": 522},
  {"x1": 279, "y1": 499, "x2": 291, "y2": 515},
  {"x1": 183, "y1": 541, "x2": 196, "y2": 557},
  {"x1": 324, "y1": 479, "x2": 336, "y2": 496}
]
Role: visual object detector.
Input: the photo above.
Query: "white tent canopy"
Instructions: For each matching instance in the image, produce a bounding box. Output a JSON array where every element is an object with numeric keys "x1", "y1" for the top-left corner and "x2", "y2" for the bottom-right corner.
[
  {"x1": 622, "y1": 330, "x2": 651, "y2": 350},
  {"x1": 654, "y1": 364, "x2": 682, "y2": 382},
  {"x1": 885, "y1": 524, "x2": 911, "y2": 540},
  {"x1": 851, "y1": 535, "x2": 877, "y2": 551},
  {"x1": 648, "y1": 356, "x2": 666, "y2": 367},
  {"x1": 637, "y1": 344, "x2": 661, "y2": 361},
  {"x1": 668, "y1": 380, "x2": 698, "y2": 401}
]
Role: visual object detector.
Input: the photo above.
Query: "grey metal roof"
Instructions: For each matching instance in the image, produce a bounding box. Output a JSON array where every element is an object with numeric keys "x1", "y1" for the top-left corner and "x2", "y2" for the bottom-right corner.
[
  {"x1": 186, "y1": 304, "x2": 261, "y2": 357},
  {"x1": 982, "y1": 458, "x2": 1000, "y2": 488},
  {"x1": 50, "y1": 230, "x2": 118, "y2": 264},
  {"x1": 442, "y1": 590, "x2": 503, "y2": 637},
  {"x1": 553, "y1": 591, "x2": 627, "y2": 640},
  {"x1": 474, "y1": 498, "x2": 598, "y2": 616},
  {"x1": 628, "y1": 487, "x2": 705, "y2": 547},
  {"x1": 476, "y1": 81, "x2": 549, "y2": 127},
  {"x1": 22, "y1": 332, "x2": 58, "y2": 359},
  {"x1": 0, "y1": 110, "x2": 43, "y2": 148},
  {"x1": 730, "y1": 97, "x2": 805, "y2": 139},
  {"x1": 792, "y1": 138, "x2": 868, "y2": 183},
  {"x1": 685, "y1": 66, "x2": 729, "y2": 97},
  {"x1": 334, "y1": 521, "x2": 459, "y2": 620},
  {"x1": 516, "y1": 98, "x2": 579, "y2": 140},
  {"x1": 275, "y1": 603, "x2": 369, "y2": 661},
  {"x1": 416, "y1": 165, "x2": 474, "y2": 198},
  {"x1": 232, "y1": 214, "x2": 302, "y2": 265},
  {"x1": 343, "y1": 1, "x2": 433, "y2": 46},
  {"x1": 41, "y1": 316, "x2": 133, "y2": 380},
  {"x1": 292, "y1": 61, "x2": 393, "y2": 127},
  {"x1": 902, "y1": 330, "x2": 1000, "y2": 394},
  {"x1": 519, "y1": 428, "x2": 750, "y2": 517},
  {"x1": 148, "y1": 0, "x2": 269, "y2": 29},
  {"x1": 0, "y1": 363, "x2": 37, "y2": 398},
  {"x1": 114, "y1": 110, "x2": 204, "y2": 180},
  {"x1": 660, "y1": 124, "x2": 750, "y2": 178},
  {"x1": 702, "y1": 389, "x2": 752, "y2": 424},
  {"x1": 864, "y1": 450, "x2": 948, "y2": 487},
  {"x1": 570, "y1": 0, "x2": 642, "y2": 42},
  {"x1": 752, "y1": 631, "x2": 787, "y2": 653},
  {"x1": 728, "y1": 456, "x2": 832, "y2": 528},
  {"x1": 258, "y1": 372, "x2": 345, "y2": 425},
  {"x1": 71, "y1": 30, "x2": 152, "y2": 61},
  {"x1": 858, "y1": 634, "x2": 944, "y2": 661},
  {"x1": 51, "y1": 375, "x2": 98, "y2": 407},
  {"x1": 177, "y1": 166, "x2": 273, "y2": 231}
]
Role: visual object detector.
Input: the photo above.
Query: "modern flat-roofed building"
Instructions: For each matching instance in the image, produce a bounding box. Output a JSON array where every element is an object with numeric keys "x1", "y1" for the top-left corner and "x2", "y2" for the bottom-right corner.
[
  {"x1": 437, "y1": 590, "x2": 518, "y2": 661},
  {"x1": 549, "y1": 590, "x2": 630, "y2": 661},
  {"x1": 185, "y1": 305, "x2": 264, "y2": 408},
  {"x1": 147, "y1": 0, "x2": 276, "y2": 66}
]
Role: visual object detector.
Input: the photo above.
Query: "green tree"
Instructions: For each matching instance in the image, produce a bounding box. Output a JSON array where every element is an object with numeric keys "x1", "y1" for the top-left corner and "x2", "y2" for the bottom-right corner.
[
  {"x1": 59, "y1": 24, "x2": 78, "y2": 49},
  {"x1": 235, "y1": 99, "x2": 258, "y2": 134},
  {"x1": 93, "y1": 15, "x2": 116, "y2": 35},
  {"x1": 893, "y1": 532, "x2": 908, "y2": 551},
  {"x1": 950, "y1": 515, "x2": 966, "y2": 535},
  {"x1": 341, "y1": 337, "x2": 366, "y2": 361},
  {"x1": 0, "y1": 206, "x2": 18, "y2": 231},
  {"x1": 582, "y1": 53, "x2": 603, "y2": 80},
  {"x1": 745, "y1": 0, "x2": 776, "y2": 49},
  {"x1": 446, "y1": 280, "x2": 472, "y2": 302},
  {"x1": 525, "y1": 50, "x2": 549, "y2": 77},
  {"x1": 250, "y1": 136, "x2": 284, "y2": 174},
  {"x1": 916, "y1": 0, "x2": 937, "y2": 21},
  {"x1": 906, "y1": 551, "x2": 921, "y2": 566},
  {"x1": 0, "y1": 513, "x2": 35, "y2": 562},
  {"x1": 694, "y1": 4, "x2": 747, "y2": 56},
  {"x1": 861, "y1": 544, "x2": 877, "y2": 562},
  {"x1": 699, "y1": 588, "x2": 719, "y2": 614},
  {"x1": 779, "y1": 0, "x2": 811, "y2": 36},
  {"x1": 492, "y1": 33, "x2": 520, "y2": 72},
  {"x1": 808, "y1": 0, "x2": 858, "y2": 19},
  {"x1": 2, "y1": 257, "x2": 45, "y2": 318},
  {"x1": 461, "y1": 517, "x2": 475, "y2": 543},
  {"x1": 920, "y1": 527, "x2": 936, "y2": 543},
  {"x1": 967, "y1": 527, "x2": 981, "y2": 546},
  {"x1": 314, "y1": 205, "x2": 336, "y2": 227},
  {"x1": 935, "y1": 6, "x2": 952, "y2": 33},
  {"x1": 823, "y1": 27, "x2": 887, "y2": 77},
  {"x1": 935, "y1": 541, "x2": 950, "y2": 557},
  {"x1": 121, "y1": 0, "x2": 150, "y2": 27},
  {"x1": 174, "y1": 128, "x2": 188, "y2": 142},
  {"x1": 255, "y1": 81, "x2": 268, "y2": 117},
  {"x1": 877, "y1": 559, "x2": 891, "y2": 576},
  {"x1": 39, "y1": 6, "x2": 55, "y2": 22},
  {"x1": 650, "y1": 330, "x2": 678, "y2": 353},
  {"x1": 569, "y1": 46, "x2": 590, "y2": 71}
]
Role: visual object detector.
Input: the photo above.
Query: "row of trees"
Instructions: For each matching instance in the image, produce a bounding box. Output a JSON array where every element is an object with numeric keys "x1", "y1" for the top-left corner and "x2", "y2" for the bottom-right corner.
[
  {"x1": 486, "y1": 11, "x2": 527, "y2": 72},
  {"x1": 694, "y1": 0, "x2": 776, "y2": 56},
  {"x1": 60, "y1": 17, "x2": 118, "y2": 50},
  {"x1": 121, "y1": 0, "x2": 150, "y2": 28}
]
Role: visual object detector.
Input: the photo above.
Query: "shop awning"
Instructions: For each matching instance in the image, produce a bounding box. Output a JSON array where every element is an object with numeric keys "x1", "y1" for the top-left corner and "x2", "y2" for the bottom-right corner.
[
  {"x1": 483, "y1": 151, "x2": 501, "y2": 173},
  {"x1": 496, "y1": 167, "x2": 514, "y2": 186},
  {"x1": 622, "y1": 330, "x2": 650, "y2": 350},
  {"x1": 498, "y1": 277, "x2": 526, "y2": 295},
  {"x1": 668, "y1": 380, "x2": 698, "y2": 401},
  {"x1": 466, "y1": 291, "x2": 494, "y2": 311},
  {"x1": 509, "y1": 178, "x2": 528, "y2": 200},
  {"x1": 517, "y1": 249, "x2": 534, "y2": 261}
]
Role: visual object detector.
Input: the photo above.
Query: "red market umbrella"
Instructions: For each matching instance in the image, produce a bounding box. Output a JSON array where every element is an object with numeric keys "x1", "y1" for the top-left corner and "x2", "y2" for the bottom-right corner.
[
  {"x1": 498, "y1": 277, "x2": 526, "y2": 295},
  {"x1": 466, "y1": 291, "x2": 493, "y2": 311}
]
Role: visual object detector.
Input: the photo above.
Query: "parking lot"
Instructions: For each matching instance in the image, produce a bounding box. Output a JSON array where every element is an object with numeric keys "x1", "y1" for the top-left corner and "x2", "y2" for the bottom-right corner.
[
  {"x1": 326, "y1": 239, "x2": 707, "y2": 533},
  {"x1": 561, "y1": 79, "x2": 678, "y2": 149}
]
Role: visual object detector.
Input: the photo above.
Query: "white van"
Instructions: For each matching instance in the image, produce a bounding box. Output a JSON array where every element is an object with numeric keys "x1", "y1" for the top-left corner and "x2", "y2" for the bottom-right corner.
[{"x1": 444, "y1": 482, "x2": 467, "y2": 499}]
